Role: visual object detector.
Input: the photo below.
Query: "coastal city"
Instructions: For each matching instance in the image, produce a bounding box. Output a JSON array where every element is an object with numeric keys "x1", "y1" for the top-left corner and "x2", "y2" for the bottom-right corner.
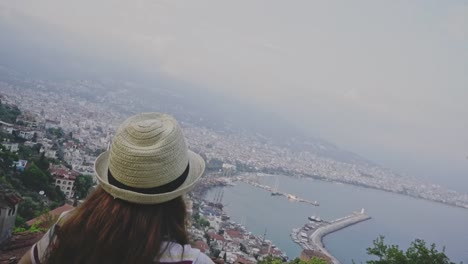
[
  {"x1": 0, "y1": 74, "x2": 468, "y2": 263},
  {"x1": 0, "y1": 75, "x2": 467, "y2": 210}
]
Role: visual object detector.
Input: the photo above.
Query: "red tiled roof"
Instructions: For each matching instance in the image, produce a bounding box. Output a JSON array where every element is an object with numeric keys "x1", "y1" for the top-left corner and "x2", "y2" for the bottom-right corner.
[
  {"x1": 50, "y1": 204, "x2": 74, "y2": 216},
  {"x1": 49, "y1": 167, "x2": 79, "y2": 180},
  {"x1": 0, "y1": 192, "x2": 22, "y2": 208},
  {"x1": 208, "y1": 232, "x2": 225, "y2": 241},
  {"x1": 226, "y1": 229, "x2": 243, "y2": 239}
]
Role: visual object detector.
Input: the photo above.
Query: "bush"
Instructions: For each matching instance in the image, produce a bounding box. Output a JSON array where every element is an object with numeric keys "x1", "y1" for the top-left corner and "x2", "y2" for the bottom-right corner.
[{"x1": 364, "y1": 236, "x2": 456, "y2": 264}]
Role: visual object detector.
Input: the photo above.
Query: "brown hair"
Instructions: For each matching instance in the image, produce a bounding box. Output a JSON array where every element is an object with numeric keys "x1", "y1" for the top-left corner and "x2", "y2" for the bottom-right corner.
[{"x1": 44, "y1": 186, "x2": 189, "y2": 264}]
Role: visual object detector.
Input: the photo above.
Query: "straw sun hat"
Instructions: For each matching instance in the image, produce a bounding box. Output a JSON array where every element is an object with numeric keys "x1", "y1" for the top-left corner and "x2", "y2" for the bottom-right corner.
[{"x1": 94, "y1": 112, "x2": 205, "y2": 204}]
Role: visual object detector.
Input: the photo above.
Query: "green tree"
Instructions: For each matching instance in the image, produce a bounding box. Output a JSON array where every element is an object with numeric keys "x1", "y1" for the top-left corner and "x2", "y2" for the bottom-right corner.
[
  {"x1": 0, "y1": 175, "x2": 13, "y2": 189},
  {"x1": 310, "y1": 258, "x2": 329, "y2": 264},
  {"x1": 259, "y1": 256, "x2": 329, "y2": 264},
  {"x1": 14, "y1": 214, "x2": 26, "y2": 228},
  {"x1": 258, "y1": 256, "x2": 328, "y2": 264},
  {"x1": 20, "y1": 162, "x2": 50, "y2": 191},
  {"x1": 258, "y1": 256, "x2": 282, "y2": 264},
  {"x1": 289, "y1": 257, "x2": 328, "y2": 264},
  {"x1": 206, "y1": 158, "x2": 223, "y2": 171},
  {"x1": 365, "y1": 236, "x2": 456, "y2": 264},
  {"x1": 196, "y1": 217, "x2": 210, "y2": 229},
  {"x1": 44, "y1": 184, "x2": 66, "y2": 203},
  {"x1": 74, "y1": 174, "x2": 94, "y2": 199},
  {"x1": 32, "y1": 143, "x2": 43, "y2": 153},
  {"x1": 0, "y1": 150, "x2": 18, "y2": 171},
  {"x1": 47, "y1": 127, "x2": 65, "y2": 139},
  {"x1": 212, "y1": 249, "x2": 221, "y2": 258},
  {"x1": 35, "y1": 152, "x2": 49, "y2": 171},
  {"x1": 0, "y1": 102, "x2": 21, "y2": 123},
  {"x1": 17, "y1": 145, "x2": 35, "y2": 159},
  {"x1": 17, "y1": 196, "x2": 44, "y2": 221}
]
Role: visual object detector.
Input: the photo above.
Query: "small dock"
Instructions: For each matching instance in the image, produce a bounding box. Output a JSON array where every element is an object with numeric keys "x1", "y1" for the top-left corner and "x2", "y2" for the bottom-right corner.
[{"x1": 291, "y1": 210, "x2": 371, "y2": 264}]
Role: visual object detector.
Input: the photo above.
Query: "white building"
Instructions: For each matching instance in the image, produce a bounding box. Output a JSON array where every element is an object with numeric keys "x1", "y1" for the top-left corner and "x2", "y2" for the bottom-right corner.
[
  {"x1": 0, "y1": 121, "x2": 13, "y2": 134},
  {"x1": 54, "y1": 178, "x2": 76, "y2": 199},
  {"x1": 0, "y1": 191, "x2": 21, "y2": 244},
  {"x1": 1, "y1": 142, "x2": 19, "y2": 152},
  {"x1": 50, "y1": 166, "x2": 79, "y2": 199},
  {"x1": 18, "y1": 130, "x2": 35, "y2": 140},
  {"x1": 45, "y1": 150, "x2": 57, "y2": 159}
]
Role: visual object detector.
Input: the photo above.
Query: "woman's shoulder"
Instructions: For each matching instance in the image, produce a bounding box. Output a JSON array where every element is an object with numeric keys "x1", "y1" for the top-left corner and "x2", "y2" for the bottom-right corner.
[
  {"x1": 29, "y1": 209, "x2": 75, "y2": 264},
  {"x1": 159, "y1": 242, "x2": 214, "y2": 264}
]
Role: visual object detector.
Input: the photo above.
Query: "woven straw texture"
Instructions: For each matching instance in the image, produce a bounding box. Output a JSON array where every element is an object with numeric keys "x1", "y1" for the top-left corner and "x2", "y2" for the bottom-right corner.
[{"x1": 94, "y1": 113, "x2": 205, "y2": 204}]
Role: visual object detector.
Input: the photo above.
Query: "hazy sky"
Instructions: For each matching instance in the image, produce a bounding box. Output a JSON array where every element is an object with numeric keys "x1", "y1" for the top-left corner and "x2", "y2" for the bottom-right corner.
[{"x1": 1, "y1": 0, "x2": 467, "y2": 188}]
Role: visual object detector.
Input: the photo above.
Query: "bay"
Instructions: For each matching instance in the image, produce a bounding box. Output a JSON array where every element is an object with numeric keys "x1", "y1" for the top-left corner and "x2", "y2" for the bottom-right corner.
[{"x1": 205, "y1": 176, "x2": 468, "y2": 264}]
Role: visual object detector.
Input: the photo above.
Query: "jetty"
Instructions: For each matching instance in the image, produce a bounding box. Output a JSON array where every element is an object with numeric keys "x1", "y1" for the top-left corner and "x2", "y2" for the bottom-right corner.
[
  {"x1": 238, "y1": 177, "x2": 319, "y2": 206},
  {"x1": 291, "y1": 209, "x2": 371, "y2": 264}
]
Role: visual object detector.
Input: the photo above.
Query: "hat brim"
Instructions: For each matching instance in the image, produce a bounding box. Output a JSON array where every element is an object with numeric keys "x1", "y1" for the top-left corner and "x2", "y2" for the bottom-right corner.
[{"x1": 94, "y1": 150, "x2": 205, "y2": 204}]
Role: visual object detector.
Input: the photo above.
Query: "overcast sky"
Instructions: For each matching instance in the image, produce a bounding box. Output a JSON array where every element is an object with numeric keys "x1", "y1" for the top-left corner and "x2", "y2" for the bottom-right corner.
[{"x1": 1, "y1": 0, "x2": 467, "y2": 189}]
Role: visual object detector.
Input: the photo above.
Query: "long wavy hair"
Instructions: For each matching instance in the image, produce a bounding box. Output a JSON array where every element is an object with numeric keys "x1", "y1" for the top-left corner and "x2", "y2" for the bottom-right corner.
[{"x1": 44, "y1": 186, "x2": 189, "y2": 264}]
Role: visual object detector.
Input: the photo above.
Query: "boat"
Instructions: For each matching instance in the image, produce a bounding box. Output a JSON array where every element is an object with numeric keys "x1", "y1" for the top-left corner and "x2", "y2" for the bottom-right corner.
[
  {"x1": 271, "y1": 176, "x2": 281, "y2": 196},
  {"x1": 308, "y1": 215, "x2": 323, "y2": 222}
]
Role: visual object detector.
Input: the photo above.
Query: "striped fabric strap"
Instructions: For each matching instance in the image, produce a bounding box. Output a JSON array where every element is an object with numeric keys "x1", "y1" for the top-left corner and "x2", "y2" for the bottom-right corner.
[
  {"x1": 159, "y1": 260, "x2": 193, "y2": 264},
  {"x1": 32, "y1": 244, "x2": 40, "y2": 264}
]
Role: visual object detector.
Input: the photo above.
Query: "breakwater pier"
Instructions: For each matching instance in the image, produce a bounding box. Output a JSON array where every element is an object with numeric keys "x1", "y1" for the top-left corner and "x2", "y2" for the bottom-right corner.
[{"x1": 291, "y1": 210, "x2": 371, "y2": 264}]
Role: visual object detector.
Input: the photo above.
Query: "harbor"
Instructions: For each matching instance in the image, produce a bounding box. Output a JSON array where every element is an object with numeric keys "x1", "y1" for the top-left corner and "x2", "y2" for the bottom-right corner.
[
  {"x1": 202, "y1": 174, "x2": 467, "y2": 263},
  {"x1": 291, "y1": 209, "x2": 371, "y2": 264}
]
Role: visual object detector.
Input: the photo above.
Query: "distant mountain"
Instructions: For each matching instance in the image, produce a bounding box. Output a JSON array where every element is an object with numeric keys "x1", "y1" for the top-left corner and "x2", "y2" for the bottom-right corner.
[
  {"x1": 0, "y1": 15, "x2": 373, "y2": 168},
  {"x1": 133, "y1": 82, "x2": 374, "y2": 166}
]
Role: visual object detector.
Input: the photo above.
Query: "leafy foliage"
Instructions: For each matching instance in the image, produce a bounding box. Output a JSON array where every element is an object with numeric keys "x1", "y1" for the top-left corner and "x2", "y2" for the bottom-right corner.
[
  {"x1": 192, "y1": 212, "x2": 210, "y2": 230},
  {"x1": 19, "y1": 162, "x2": 50, "y2": 191},
  {"x1": 0, "y1": 149, "x2": 18, "y2": 172},
  {"x1": 0, "y1": 147, "x2": 65, "y2": 227},
  {"x1": 206, "y1": 158, "x2": 223, "y2": 171},
  {"x1": 17, "y1": 145, "x2": 38, "y2": 160},
  {"x1": 365, "y1": 236, "x2": 456, "y2": 264},
  {"x1": 0, "y1": 101, "x2": 21, "y2": 123},
  {"x1": 258, "y1": 256, "x2": 283, "y2": 264},
  {"x1": 35, "y1": 152, "x2": 50, "y2": 171},
  {"x1": 74, "y1": 174, "x2": 94, "y2": 199},
  {"x1": 289, "y1": 257, "x2": 328, "y2": 264},
  {"x1": 14, "y1": 221, "x2": 47, "y2": 234},
  {"x1": 47, "y1": 127, "x2": 65, "y2": 139},
  {"x1": 17, "y1": 196, "x2": 45, "y2": 222},
  {"x1": 259, "y1": 256, "x2": 327, "y2": 264}
]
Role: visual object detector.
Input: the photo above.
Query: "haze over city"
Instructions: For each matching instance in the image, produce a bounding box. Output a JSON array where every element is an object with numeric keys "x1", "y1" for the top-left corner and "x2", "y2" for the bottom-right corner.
[{"x1": 2, "y1": 1, "x2": 467, "y2": 191}]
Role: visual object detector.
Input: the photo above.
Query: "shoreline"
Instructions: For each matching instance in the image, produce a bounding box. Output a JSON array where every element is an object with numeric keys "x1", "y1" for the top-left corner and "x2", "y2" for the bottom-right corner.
[
  {"x1": 309, "y1": 177, "x2": 468, "y2": 211},
  {"x1": 247, "y1": 172, "x2": 468, "y2": 210}
]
